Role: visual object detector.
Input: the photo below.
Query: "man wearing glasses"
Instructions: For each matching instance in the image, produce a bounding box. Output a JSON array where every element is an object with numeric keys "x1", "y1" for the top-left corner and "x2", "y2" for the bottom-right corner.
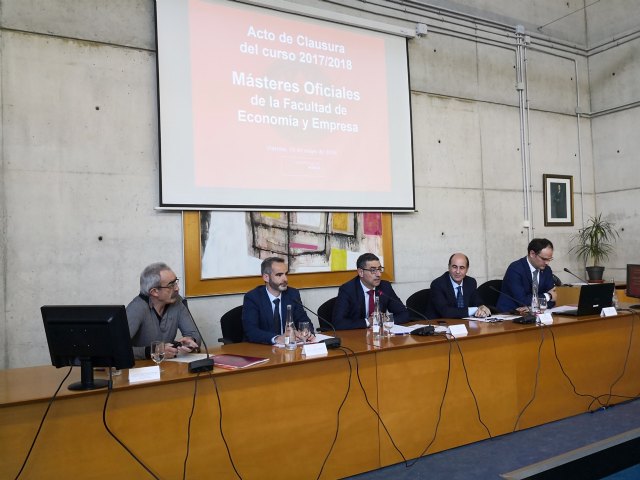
[
  {"x1": 496, "y1": 238, "x2": 558, "y2": 313},
  {"x1": 126, "y1": 262, "x2": 200, "y2": 360},
  {"x1": 332, "y1": 252, "x2": 409, "y2": 330}
]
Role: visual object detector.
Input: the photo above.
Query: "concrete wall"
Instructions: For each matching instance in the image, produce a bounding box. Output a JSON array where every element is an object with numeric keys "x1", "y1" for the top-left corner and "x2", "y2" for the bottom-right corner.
[
  {"x1": 588, "y1": 31, "x2": 640, "y2": 281},
  {"x1": 1, "y1": 0, "x2": 638, "y2": 369}
]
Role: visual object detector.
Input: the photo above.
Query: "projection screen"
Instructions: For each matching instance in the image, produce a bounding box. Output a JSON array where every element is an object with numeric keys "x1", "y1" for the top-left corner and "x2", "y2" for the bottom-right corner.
[{"x1": 156, "y1": 0, "x2": 415, "y2": 211}]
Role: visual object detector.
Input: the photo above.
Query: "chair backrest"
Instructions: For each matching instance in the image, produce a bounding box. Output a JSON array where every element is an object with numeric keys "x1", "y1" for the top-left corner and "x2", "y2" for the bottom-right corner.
[
  {"x1": 219, "y1": 305, "x2": 244, "y2": 344},
  {"x1": 476, "y1": 280, "x2": 503, "y2": 312},
  {"x1": 406, "y1": 288, "x2": 431, "y2": 319},
  {"x1": 317, "y1": 297, "x2": 337, "y2": 331}
]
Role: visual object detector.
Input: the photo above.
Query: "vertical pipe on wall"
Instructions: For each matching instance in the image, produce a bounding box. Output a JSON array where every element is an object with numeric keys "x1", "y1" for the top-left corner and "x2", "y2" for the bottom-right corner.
[
  {"x1": 523, "y1": 37, "x2": 535, "y2": 237},
  {"x1": 573, "y1": 59, "x2": 586, "y2": 229},
  {"x1": 515, "y1": 25, "x2": 533, "y2": 242}
]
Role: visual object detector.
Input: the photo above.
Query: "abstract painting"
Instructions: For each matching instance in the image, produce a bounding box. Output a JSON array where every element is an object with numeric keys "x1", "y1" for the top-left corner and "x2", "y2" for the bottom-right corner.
[{"x1": 183, "y1": 211, "x2": 393, "y2": 296}]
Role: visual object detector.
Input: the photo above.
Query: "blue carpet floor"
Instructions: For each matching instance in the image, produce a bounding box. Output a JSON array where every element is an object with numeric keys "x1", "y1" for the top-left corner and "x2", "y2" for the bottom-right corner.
[
  {"x1": 605, "y1": 464, "x2": 640, "y2": 480},
  {"x1": 348, "y1": 399, "x2": 640, "y2": 479}
]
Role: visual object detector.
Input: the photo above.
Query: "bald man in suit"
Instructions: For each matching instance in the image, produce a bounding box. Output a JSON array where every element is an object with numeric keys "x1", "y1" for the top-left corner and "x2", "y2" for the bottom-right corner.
[{"x1": 427, "y1": 253, "x2": 491, "y2": 319}]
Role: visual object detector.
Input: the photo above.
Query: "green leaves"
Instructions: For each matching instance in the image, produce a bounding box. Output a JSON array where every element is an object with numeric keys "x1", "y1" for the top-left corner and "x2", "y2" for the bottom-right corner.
[{"x1": 570, "y1": 213, "x2": 620, "y2": 266}]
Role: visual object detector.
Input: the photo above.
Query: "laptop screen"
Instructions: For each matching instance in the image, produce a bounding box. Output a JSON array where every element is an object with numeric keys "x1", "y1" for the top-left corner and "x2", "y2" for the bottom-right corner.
[{"x1": 576, "y1": 283, "x2": 614, "y2": 315}]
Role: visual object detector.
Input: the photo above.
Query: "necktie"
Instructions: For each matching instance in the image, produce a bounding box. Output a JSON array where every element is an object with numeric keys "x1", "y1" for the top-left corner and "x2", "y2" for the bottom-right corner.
[
  {"x1": 456, "y1": 286, "x2": 464, "y2": 308},
  {"x1": 532, "y1": 270, "x2": 539, "y2": 293},
  {"x1": 367, "y1": 290, "x2": 375, "y2": 318},
  {"x1": 273, "y1": 298, "x2": 281, "y2": 335}
]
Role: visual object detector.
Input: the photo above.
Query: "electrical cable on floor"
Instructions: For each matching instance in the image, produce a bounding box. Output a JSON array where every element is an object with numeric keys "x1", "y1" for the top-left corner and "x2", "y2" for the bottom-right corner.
[
  {"x1": 449, "y1": 335, "x2": 493, "y2": 439},
  {"x1": 602, "y1": 310, "x2": 637, "y2": 407},
  {"x1": 208, "y1": 372, "x2": 243, "y2": 480},
  {"x1": 587, "y1": 309, "x2": 640, "y2": 410},
  {"x1": 547, "y1": 325, "x2": 604, "y2": 407},
  {"x1": 182, "y1": 372, "x2": 200, "y2": 480},
  {"x1": 14, "y1": 366, "x2": 73, "y2": 480},
  {"x1": 315, "y1": 347, "x2": 353, "y2": 480},
  {"x1": 102, "y1": 373, "x2": 160, "y2": 479},
  {"x1": 339, "y1": 345, "x2": 409, "y2": 466},
  {"x1": 406, "y1": 332, "x2": 452, "y2": 467},
  {"x1": 512, "y1": 324, "x2": 545, "y2": 432}
]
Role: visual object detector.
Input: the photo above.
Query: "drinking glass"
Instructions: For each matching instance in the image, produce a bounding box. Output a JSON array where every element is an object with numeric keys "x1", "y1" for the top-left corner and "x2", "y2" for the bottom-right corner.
[
  {"x1": 150, "y1": 341, "x2": 165, "y2": 370},
  {"x1": 530, "y1": 295, "x2": 539, "y2": 314},
  {"x1": 538, "y1": 297, "x2": 547, "y2": 313},
  {"x1": 298, "y1": 321, "x2": 311, "y2": 343},
  {"x1": 383, "y1": 312, "x2": 395, "y2": 336}
]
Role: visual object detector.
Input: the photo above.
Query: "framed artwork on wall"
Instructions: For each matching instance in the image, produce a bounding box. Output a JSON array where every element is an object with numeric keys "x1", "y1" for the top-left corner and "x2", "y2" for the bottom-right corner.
[
  {"x1": 183, "y1": 211, "x2": 394, "y2": 297},
  {"x1": 543, "y1": 174, "x2": 574, "y2": 226}
]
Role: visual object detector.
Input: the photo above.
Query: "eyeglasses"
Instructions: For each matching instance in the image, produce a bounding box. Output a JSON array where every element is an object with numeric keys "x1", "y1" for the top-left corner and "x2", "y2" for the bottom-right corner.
[
  {"x1": 155, "y1": 278, "x2": 180, "y2": 289},
  {"x1": 536, "y1": 254, "x2": 554, "y2": 262},
  {"x1": 360, "y1": 267, "x2": 384, "y2": 274}
]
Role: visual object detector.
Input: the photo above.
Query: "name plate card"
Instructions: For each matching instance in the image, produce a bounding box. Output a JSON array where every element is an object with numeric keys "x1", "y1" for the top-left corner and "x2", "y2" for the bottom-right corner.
[
  {"x1": 538, "y1": 313, "x2": 553, "y2": 325},
  {"x1": 449, "y1": 324, "x2": 468, "y2": 337},
  {"x1": 302, "y1": 342, "x2": 328, "y2": 357},
  {"x1": 129, "y1": 365, "x2": 161, "y2": 383},
  {"x1": 601, "y1": 307, "x2": 618, "y2": 317}
]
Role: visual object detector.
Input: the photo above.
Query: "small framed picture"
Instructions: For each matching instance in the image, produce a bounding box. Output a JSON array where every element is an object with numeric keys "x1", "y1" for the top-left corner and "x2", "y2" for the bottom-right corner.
[{"x1": 543, "y1": 174, "x2": 574, "y2": 226}]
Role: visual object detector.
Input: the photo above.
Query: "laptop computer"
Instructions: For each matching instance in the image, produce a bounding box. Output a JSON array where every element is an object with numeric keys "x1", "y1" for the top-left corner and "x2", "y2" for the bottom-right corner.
[{"x1": 558, "y1": 283, "x2": 615, "y2": 316}]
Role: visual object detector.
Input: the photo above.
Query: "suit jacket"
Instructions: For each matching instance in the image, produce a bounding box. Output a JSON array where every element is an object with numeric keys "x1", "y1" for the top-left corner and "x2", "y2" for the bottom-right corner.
[
  {"x1": 427, "y1": 272, "x2": 482, "y2": 319},
  {"x1": 496, "y1": 257, "x2": 556, "y2": 312},
  {"x1": 332, "y1": 276, "x2": 409, "y2": 330},
  {"x1": 242, "y1": 286, "x2": 311, "y2": 344}
]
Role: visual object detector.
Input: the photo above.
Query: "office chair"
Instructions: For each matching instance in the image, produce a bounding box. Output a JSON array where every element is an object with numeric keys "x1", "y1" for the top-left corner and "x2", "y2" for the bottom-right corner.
[
  {"x1": 317, "y1": 297, "x2": 336, "y2": 331},
  {"x1": 476, "y1": 279, "x2": 503, "y2": 313},
  {"x1": 218, "y1": 305, "x2": 244, "y2": 344},
  {"x1": 406, "y1": 288, "x2": 431, "y2": 319}
]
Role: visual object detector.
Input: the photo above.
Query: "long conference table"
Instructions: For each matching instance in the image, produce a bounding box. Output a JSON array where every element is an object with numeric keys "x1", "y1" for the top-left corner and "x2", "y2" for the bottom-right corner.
[{"x1": 2, "y1": 306, "x2": 640, "y2": 479}]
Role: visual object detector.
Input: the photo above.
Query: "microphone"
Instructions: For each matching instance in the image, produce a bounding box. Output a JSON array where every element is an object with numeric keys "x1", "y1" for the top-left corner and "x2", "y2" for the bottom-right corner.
[
  {"x1": 376, "y1": 290, "x2": 428, "y2": 321},
  {"x1": 564, "y1": 267, "x2": 589, "y2": 284},
  {"x1": 292, "y1": 299, "x2": 341, "y2": 349},
  {"x1": 488, "y1": 286, "x2": 537, "y2": 324},
  {"x1": 182, "y1": 300, "x2": 215, "y2": 373},
  {"x1": 376, "y1": 290, "x2": 435, "y2": 335}
]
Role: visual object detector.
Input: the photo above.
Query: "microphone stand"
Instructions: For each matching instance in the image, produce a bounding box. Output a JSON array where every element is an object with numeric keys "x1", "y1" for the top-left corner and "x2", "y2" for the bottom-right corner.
[
  {"x1": 376, "y1": 290, "x2": 435, "y2": 335},
  {"x1": 183, "y1": 301, "x2": 215, "y2": 373},
  {"x1": 564, "y1": 267, "x2": 590, "y2": 284},
  {"x1": 293, "y1": 299, "x2": 341, "y2": 349},
  {"x1": 488, "y1": 286, "x2": 537, "y2": 324}
]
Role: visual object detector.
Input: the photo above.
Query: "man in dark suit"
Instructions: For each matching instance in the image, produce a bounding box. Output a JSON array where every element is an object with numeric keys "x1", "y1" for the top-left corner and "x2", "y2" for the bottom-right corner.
[
  {"x1": 427, "y1": 253, "x2": 491, "y2": 319},
  {"x1": 242, "y1": 257, "x2": 312, "y2": 344},
  {"x1": 497, "y1": 238, "x2": 557, "y2": 312},
  {"x1": 332, "y1": 253, "x2": 409, "y2": 330}
]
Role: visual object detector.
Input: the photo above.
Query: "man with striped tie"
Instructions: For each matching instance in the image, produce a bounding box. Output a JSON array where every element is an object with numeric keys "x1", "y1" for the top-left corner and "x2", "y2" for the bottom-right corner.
[{"x1": 496, "y1": 238, "x2": 558, "y2": 313}]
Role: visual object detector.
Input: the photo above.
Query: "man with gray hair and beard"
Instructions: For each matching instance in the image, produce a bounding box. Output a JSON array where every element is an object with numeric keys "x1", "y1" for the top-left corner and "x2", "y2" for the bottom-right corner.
[{"x1": 126, "y1": 262, "x2": 200, "y2": 360}]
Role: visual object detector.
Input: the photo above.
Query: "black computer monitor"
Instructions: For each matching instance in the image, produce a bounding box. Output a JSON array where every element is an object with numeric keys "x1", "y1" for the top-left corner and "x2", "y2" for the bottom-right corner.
[
  {"x1": 627, "y1": 264, "x2": 640, "y2": 299},
  {"x1": 41, "y1": 305, "x2": 135, "y2": 391}
]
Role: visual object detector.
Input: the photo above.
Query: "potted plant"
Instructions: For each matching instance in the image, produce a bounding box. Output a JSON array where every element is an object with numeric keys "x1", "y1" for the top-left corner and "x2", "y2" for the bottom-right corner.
[{"x1": 570, "y1": 213, "x2": 620, "y2": 282}]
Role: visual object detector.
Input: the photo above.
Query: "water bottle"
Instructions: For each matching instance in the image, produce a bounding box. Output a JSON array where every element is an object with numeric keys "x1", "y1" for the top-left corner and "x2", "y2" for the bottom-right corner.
[
  {"x1": 531, "y1": 284, "x2": 539, "y2": 313},
  {"x1": 371, "y1": 295, "x2": 381, "y2": 338},
  {"x1": 284, "y1": 305, "x2": 297, "y2": 350},
  {"x1": 611, "y1": 279, "x2": 619, "y2": 309}
]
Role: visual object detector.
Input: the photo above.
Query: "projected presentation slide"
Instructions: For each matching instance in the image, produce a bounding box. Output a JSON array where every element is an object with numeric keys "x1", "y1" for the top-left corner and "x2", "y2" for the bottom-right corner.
[{"x1": 156, "y1": 0, "x2": 414, "y2": 210}]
